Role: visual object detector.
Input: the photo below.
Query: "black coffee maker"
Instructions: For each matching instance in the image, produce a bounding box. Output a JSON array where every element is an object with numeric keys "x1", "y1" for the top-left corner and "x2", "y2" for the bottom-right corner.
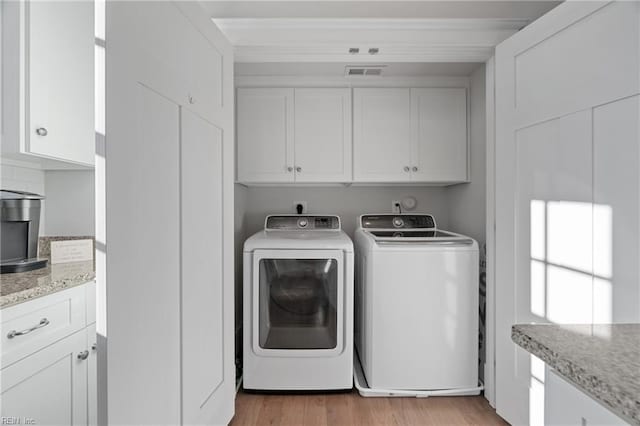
[{"x1": 1, "y1": 190, "x2": 48, "y2": 273}]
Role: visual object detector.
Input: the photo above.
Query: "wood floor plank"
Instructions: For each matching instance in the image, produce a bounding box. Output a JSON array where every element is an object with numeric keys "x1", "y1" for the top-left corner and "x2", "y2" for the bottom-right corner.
[
  {"x1": 230, "y1": 390, "x2": 507, "y2": 426},
  {"x1": 325, "y1": 392, "x2": 356, "y2": 426}
]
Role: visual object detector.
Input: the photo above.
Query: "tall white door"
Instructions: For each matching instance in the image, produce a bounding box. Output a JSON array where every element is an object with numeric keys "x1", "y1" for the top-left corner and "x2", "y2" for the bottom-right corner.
[
  {"x1": 180, "y1": 107, "x2": 227, "y2": 423},
  {"x1": 494, "y1": 2, "x2": 640, "y2": 424},
  {"x1": 105, "y1": 2, "x2": 235, "y2": 424}
]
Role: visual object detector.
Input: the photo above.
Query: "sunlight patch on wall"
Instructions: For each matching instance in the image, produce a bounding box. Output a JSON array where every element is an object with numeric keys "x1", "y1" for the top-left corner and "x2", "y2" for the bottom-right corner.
[{"x1": 529, "y1": 199, "x2": 613, "y2": 325}]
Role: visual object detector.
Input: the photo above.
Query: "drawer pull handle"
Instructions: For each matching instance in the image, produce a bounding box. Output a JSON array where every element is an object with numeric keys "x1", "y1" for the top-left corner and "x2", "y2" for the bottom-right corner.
[
  {"x1": 7, "y1": 318, "x2": 50, "y2": 339},
  {"x1": 77, "y1": 350, "x2": 89, "y2": 360}
]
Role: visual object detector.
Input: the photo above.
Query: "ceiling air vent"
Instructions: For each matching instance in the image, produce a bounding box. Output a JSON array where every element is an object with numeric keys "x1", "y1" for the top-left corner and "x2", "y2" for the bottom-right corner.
[{"x1": 345, "y1": 65, "x2": 386, "y2": 77}]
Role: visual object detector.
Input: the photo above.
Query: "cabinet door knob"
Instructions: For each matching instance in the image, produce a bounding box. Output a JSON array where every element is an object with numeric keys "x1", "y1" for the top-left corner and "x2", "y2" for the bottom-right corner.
[
  {"x1": 91, "y1": 343, "x2": 97, "y2": 351},
  {"x1": 35, "y1": 127, "x2": 48, "y2": 136},
  {"x1": 77, "y1": 350, "x2": 89, "y2": 360},
  {"x1": 412, "y1": 166, "x2": 418, "y2": 172},
  {"x1": 287, "y1": 166, "x2": 293, "y2": 172},
  {"x1": 403, "y1": 166, "x2": 410, "y2": 172},
  {"x1": 296, "y1": 166, "x2": 302, "y2": 173},
  {"x1": 188, "y1": 95, "x2": 195, "y2": 105}
]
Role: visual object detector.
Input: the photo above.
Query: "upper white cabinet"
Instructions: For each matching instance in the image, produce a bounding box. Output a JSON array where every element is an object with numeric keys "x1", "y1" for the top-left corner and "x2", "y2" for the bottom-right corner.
[
  {"x1": 2, "y1": 1, "x2": 94, "y2": 167},
  {"x1": 237, "y1": 86, "x2": 468, "y2": 185},
  {"x1": 237, "y1": 88, "x2": 352, "y2": 184},
  {"x1": 411, "y1": 88, "x2": 468, "y2": 182},
  {"x1": 237, "y1": 88, "x2": 295, "y2": 183},
  {"x1": 353, "y1": 87, "x2": 468, "y2": 183},
  {"x1": 353, "y1": 88, "x2": 412, "y2": 182}
]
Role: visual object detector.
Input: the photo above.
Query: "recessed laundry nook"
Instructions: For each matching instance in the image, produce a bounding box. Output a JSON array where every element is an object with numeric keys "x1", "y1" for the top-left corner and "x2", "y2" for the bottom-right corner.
[{"x1": 1, "y1": 1, "x2": 639, "y2": 425}]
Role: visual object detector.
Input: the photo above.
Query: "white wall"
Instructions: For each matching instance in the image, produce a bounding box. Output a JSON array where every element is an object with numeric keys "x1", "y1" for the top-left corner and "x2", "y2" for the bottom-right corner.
[
  {"x1": 446, "y1": 64, "x2": 487, "y2": 247},
  {"x1": 242, "y1": 186, "x2": 449, "y2": 239},
  {"x1": 1, "y1": 164, "x2": 47, "y2": 234},
  {"x1": 44, "y1": 170, "x2": 95, "y2": 236},
  {"x1": 0, "y1": 164, "x2": 95, "y2": 237}
]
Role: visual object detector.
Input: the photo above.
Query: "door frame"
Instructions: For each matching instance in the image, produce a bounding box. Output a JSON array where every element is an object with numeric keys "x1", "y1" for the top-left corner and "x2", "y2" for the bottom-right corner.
[{"x1": 484, "y1": 56, "x2": 496, "y2": 408}]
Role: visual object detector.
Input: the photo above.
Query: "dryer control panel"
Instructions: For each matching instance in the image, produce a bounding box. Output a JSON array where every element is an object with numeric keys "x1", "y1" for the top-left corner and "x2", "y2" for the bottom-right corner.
[
  {"x1": 360, "y1": 214, "x2": 436, "y2": 230},
  {"x1": 266, "y1": 215, "x2": 341, "y2": 230}
]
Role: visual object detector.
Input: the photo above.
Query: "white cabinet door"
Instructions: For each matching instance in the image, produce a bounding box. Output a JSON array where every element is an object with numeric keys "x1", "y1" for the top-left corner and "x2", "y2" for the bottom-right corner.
[
  {"x1": 545, "y1": 367, "x2": 626, "y2": 425},
  {"x1": 294, "y1": 88, "x2": 352, "y2": 182},
  {"x1": 411, "y1": 88, "x2": 468, "y2": 182},
  {"x1": 237, "y1": 88, "x2": 294, "y2": 183},
  {"x1": 353, "y1": 88, "x2": 412, "y2": 182},
  {"x1": 181, "y1": 108, "x2": 229, "y2": 424},
  {"x1": 0, "y1": 330, "x2": 88, "y2": 425},
  {"x1": 27, "y1": 0, "x2": 94, "y2": 166},
  {"x1": 107, "y1": 78, "x2": 182, "y2": 426}
]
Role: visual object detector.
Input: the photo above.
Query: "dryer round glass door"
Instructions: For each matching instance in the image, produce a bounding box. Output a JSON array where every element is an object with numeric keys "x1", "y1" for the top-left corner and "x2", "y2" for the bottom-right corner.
[{"x1": 258, "y1": 258, "x2": 338, "y2": 350}]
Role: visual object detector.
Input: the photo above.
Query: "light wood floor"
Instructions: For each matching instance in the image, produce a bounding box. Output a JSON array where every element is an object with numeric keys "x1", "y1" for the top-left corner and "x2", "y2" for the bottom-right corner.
[{"x1": 230, "y1": 390, "x2": 508, "y2": 426}]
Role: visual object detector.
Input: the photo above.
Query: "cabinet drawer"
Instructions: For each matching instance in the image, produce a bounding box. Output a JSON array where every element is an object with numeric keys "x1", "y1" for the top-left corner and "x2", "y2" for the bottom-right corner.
[{"x1": 2, "y1": 285, "x2": 86, "y2": 367}]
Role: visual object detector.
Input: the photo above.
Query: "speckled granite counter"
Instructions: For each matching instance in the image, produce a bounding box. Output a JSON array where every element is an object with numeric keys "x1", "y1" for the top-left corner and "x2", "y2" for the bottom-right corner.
[
  {"x1": 512, "y1": 323, "x2": 640, "y2": 425},
  {"x1": 0, "y1": 260, "x2": 95, "y2": 308}
]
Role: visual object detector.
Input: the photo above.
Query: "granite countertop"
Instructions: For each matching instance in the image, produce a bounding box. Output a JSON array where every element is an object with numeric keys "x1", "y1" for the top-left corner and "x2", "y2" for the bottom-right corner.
[
  {"x1": 0, "y1": 236, "x2": 95, "y2": 309},
  {"x1": 512, "y1": 323, "x2": 640, "y2": 425},
  {"x1": 0, "y1": 260, "x2": 95, "y2": 308}
]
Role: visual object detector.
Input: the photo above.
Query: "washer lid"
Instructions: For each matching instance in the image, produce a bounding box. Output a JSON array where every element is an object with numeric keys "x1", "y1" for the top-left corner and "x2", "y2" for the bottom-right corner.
[
  {"x1": 366, "y1": 230, "x2": 475, "y2": 245},
  {"x1": 358, "y1": 214, "x2": 475, "y2": 245},
  {"x1": 359, "y1": 214, "x2": 436, "y2": 230}
]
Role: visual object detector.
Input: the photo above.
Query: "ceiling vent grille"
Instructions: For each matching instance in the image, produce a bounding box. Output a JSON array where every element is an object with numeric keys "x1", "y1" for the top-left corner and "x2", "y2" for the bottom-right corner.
[{"x1": 345, "y1": 65, "x2": 385, "y2": 77}]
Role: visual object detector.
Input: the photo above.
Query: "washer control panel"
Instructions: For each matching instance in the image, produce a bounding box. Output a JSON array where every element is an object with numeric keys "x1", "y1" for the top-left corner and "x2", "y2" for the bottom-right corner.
[
  {"x1": 266, "y1": 215, "x2": 341, "y2": 230},
  {"x1": 361, "y1": 214, "x2": 436, "y2": 230}
]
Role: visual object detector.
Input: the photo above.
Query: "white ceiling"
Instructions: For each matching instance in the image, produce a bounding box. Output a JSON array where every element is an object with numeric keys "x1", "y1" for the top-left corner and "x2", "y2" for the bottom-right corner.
[
  {"x1": 204, "y1": 1, "x2": 561, "y2": 64},
  {"x1": 202, "y1": 1, "x2": 560, "y2": 20},
  {"x1": 235, "y1": 61, "x2": 482, "y2": 77}
]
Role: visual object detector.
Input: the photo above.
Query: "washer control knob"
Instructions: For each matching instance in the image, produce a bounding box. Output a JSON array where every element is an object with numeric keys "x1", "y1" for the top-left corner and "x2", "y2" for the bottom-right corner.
[
  {"x1": 392, "y1": 217, "x2": 404, "y2": 228},
  {"x1": 298, "y1": 218, "x2": 308, "y2": 228}
]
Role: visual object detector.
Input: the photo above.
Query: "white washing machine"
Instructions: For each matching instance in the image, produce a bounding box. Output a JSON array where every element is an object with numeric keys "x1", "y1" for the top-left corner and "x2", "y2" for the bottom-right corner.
[
  {"x1": 243, "y1": 215, "x2": 354, "y2": 390},
  {"x1": 354, "y1": 214, "x2": 480, "y2": 395}
]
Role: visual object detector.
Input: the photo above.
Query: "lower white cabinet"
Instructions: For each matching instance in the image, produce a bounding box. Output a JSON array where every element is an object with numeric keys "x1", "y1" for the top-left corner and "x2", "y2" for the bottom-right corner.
[
  {"x1": 0, "y1": 284, "x2": 97, "y2": 425},
  {"x1": 545, "y1": 366, "x2": 627, "y2": 425},
  {"x1": 0, "y1": 328, "x2": 93, "y2": 425}
]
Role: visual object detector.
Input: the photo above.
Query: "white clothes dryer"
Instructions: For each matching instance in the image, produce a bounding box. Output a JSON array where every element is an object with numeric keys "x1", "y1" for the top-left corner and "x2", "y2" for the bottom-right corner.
[{"x1": 243, "y1": 215, "x2": 354, "y2": 390}]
